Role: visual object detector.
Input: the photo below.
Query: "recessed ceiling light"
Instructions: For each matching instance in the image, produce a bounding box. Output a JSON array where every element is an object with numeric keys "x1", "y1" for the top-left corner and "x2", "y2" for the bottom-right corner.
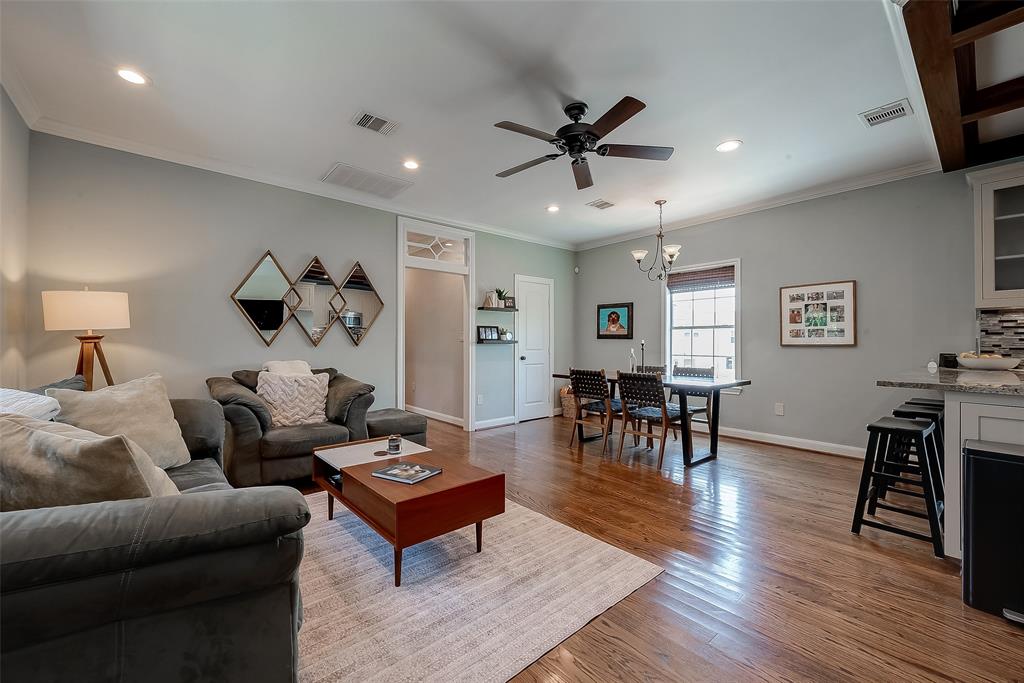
[
  {"x1": 546, "y1": 205, "x2": 560, "y2": 213},
  {"x1": 715, "y1": 139, "x2": 742, "y2": 153},
  {"x1": 117, "y1": 68, "x2": 147, "y2": 85},
  {"x1": 403, "y1": 159, "x2": 419, "y2": 170}
]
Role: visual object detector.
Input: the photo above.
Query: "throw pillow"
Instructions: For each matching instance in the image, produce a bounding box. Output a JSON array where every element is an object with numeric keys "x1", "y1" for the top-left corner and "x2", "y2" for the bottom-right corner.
[
  {"x1": 263, "y1": 360, "x2": 313, "y2": 375},
  {"x1": 0, "y1": 413, "x2": 179, "y2": 512},
  {"x1": 47, "y1": 373, "x2": 191, "y2": 469},
  {"x1": 256, "y1": 372, "x2": 329, "y2": 427},
  {"x1": 27, "y1": 375, "x2": 87, "y2": 395},
  {"x1": 231, "y1": 367, "x2": 337, "y2": 392}
]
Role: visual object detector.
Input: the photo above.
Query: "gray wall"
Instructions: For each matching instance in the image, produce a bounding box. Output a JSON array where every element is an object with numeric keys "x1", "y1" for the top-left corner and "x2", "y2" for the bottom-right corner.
[
  {"x1": 475, "y1": 232, "x2": 575, "y2": 422},
  {"x1": 24, "y1": 133, "x2": 576, "y2": 422},
  {"x1": 1, "y1": 87, "x2": 29, "y2": 389},
  {"x1": 575, "y1": 171, "x2": 977, "y2": 449},
  {"x1": 405, "y1": 267, "x2": 464, "y2": 419}
]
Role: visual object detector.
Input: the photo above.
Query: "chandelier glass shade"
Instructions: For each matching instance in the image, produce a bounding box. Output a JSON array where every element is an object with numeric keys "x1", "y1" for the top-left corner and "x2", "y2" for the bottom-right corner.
[{"x1": 631, "y1": 199, "x2": 681, "y2": 281}]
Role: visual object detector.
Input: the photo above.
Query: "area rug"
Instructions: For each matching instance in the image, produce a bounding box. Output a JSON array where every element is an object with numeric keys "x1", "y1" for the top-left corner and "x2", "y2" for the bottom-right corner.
[{"x1": 297, "y1": 492, "x2": 662, "y2": 682}]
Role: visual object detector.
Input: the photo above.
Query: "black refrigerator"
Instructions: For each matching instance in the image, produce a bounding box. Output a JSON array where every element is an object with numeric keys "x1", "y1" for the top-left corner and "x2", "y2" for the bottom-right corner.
[{"x1": 963, "y1": 440, "x2": 1024, "y2": 625}]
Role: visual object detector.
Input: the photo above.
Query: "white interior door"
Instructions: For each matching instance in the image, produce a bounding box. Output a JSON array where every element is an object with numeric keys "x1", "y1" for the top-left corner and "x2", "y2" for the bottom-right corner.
[{"x1": 516, "y1": 275, "x2": 553, "y2": 422}]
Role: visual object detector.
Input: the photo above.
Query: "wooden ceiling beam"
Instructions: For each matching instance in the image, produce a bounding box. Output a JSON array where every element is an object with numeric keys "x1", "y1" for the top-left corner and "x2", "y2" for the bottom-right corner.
[
  {"x1": 903, "y1": 0, "x2": 966, "y2": 171},
  {"x1": 961, "y1": 75, "x2": 1024, "y2": 124},
  {"x1": 951, "y1": 3, "x2": 1024, "y2": 47},
  {"x1": 968, "y1": 132, "x2": 1024, "y2": 166}
]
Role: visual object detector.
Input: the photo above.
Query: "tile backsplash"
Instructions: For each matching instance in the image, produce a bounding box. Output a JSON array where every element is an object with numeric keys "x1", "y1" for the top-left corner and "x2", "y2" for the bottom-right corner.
[{"x1": 978, "y1": 309, "x2": 1024, "y2": 358}]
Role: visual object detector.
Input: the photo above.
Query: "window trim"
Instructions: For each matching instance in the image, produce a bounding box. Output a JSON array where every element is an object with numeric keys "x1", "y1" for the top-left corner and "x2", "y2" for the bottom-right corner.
[{"x1": 661, "y1": 257, "x2": 742, "y2": 393}]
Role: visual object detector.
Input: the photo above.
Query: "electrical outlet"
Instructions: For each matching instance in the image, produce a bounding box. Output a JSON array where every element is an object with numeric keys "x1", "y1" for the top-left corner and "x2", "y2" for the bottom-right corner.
[
  {"x1": 774, "y1": 402, "x2": 785, "y2": 416},
  {"x1": 477, "y1": 394, "x2": 484, "y2": 406}
]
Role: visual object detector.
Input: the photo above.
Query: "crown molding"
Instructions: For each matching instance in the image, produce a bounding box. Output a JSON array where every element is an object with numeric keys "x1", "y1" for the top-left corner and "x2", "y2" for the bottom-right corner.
[
  {"x1": 1, "y1": 60, "x2": 41, "y2": 127},
  {"x1": 28, "y1": 116, "x2": 576, "y2": 251},
  {"x1": 572, "y1": 159, "x2": 940, "y2": 251}
]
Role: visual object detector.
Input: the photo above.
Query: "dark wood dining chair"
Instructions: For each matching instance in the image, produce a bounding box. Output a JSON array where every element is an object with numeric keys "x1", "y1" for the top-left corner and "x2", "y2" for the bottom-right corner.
[
  {"x1": 671, "y1": 364, "x2": 713, "y2": 431},
  {"x1": 567, "y1": 368, "x2": 624, "y2": 455},
  {"x1": 616, "y1": 371, "x2": 683, "y2": 470}
]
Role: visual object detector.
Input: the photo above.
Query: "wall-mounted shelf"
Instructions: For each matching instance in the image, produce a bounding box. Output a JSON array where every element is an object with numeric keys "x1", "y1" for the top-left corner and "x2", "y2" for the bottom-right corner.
[
  {"x1": 477, "y1": 339, "x2": 516, "y2": 344},
  {"x1": 477, "y1": 306, "x2": 518, "y2": 312}
]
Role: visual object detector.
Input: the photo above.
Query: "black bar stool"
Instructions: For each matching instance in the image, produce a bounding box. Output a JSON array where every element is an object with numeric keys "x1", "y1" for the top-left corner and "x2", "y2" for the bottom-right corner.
[
  {"x1": 906, "y1": 397, "x2": 944, "y2": 409},
  {"x1": 893, "y1": 402, "x2": 945, "y2": 481},
  {"x1": 852, "y1": 416, "x2": 944, "y2": 557}
]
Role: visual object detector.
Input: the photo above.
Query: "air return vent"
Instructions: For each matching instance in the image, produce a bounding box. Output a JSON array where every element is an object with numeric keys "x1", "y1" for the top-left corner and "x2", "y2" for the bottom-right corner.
[
  {"x1": 858, "y1": 98, "x2": 913, "y2": 127},
  {"x1": 322, "y1": 162, "x2": 413, "y2": 199},
  {"x1": 586, "y1": 198, "x2": 615, "y2": 210},
  {"x1": 352, "y1": 111, "x2": 398, "y2": 135}
]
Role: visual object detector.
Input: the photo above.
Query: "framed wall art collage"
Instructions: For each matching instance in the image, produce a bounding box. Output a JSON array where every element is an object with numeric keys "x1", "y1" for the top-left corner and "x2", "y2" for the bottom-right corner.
[{"x1": 779, "y1": 280, "x2": 856, "y2": 346}]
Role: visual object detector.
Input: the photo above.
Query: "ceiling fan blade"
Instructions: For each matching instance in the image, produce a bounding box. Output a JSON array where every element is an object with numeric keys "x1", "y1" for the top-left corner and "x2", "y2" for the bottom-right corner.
[
  {"x1": 590, "y1": 96, "x2": 646, "y2": 139},
  {"x1": 494, "y1": 121, "x2": 559, "y2": 142},
  {"x1": 597, "y1": 144, "x2": 674, "y2": 161},
  {"x1": 572, "y1": 159, "x2": 593, "y2": 190},
  {"x1": 496, "y1": 154, "x2": 561, "y2": 178}
]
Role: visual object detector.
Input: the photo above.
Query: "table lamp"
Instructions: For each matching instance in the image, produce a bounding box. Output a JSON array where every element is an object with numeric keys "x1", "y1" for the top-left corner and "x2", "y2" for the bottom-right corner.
[{"x1": 42, "y1": 288, "x2": 130, "y2": 390}]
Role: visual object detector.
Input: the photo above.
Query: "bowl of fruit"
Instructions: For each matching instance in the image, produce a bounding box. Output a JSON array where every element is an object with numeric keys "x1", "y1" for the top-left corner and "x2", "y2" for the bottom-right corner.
[{"x1": 957, "y1": 352, "x2": 1021, "y2": 370}]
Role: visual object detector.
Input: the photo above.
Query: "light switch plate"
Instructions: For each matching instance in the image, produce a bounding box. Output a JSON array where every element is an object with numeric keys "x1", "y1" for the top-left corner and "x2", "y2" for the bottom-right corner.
[{"x1": 774, "y1": 402, "x2": 785, "y2": 416}]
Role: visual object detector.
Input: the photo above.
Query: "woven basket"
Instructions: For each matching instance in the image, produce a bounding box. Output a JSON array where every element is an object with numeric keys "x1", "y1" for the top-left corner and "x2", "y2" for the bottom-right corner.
[{"x1": 559, "y1": 385, "x2": 575, "y2": 419}]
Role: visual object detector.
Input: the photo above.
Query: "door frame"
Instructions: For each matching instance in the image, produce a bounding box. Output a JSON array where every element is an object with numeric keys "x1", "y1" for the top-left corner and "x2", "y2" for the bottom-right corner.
[
  {"x1": 514, "y1": 273, "x2": 556, "y2": 421},
  {"x1": 396, "y1": 217, "x2": 476, "y2": 431}
]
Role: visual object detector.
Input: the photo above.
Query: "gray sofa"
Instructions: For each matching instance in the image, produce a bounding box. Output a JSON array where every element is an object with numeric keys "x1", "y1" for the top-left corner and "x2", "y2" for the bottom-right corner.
[
  {"x1": 207, "y1": 368, "x2": 375, "y2": 487},
  {"x1": 0, "y1": 391, "x2": 310, "y2": 683}
]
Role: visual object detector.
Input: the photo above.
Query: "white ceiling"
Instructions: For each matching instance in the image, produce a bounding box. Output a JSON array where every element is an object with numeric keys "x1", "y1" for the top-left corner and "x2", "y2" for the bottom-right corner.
[{"x1": 1, "y1": 0, "x2": 939, "y2": 249}]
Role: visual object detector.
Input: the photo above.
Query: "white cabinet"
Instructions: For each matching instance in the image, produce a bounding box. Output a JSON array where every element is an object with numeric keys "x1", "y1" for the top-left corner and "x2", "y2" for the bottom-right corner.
[
  {"x1": 970, "y1": 162, "x2": 1024, "y2": 309},
  {"x1": 944, "y1": 392, "x2": 1024, "y2": 559}
]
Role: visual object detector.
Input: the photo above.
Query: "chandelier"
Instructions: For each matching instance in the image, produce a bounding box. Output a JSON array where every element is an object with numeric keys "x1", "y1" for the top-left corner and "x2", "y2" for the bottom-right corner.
[{"x1": 630, "y1": 199, "x2": 681, "y2": 281}]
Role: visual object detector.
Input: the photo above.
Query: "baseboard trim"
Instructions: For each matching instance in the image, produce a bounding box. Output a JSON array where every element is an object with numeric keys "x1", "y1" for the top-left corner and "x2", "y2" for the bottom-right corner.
[
  {"x1": 474, "y1": 415, "x2": 517, "y2": 430},
  {"x1": 690, "y1": 423, "x2": 863, "y2": 459},
  {"x1": 405, "y1": 405, "x2": 464, "y2": 428}
]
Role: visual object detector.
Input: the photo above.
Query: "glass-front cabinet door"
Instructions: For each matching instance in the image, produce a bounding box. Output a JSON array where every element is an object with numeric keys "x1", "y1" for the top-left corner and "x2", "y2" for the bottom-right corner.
[{"x1": 974, "y1": 163, "x2": 1024, "y2": 308}]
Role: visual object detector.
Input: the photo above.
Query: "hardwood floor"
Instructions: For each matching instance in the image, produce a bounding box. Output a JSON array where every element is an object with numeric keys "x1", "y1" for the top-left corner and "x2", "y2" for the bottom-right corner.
[{"x1": 412, "y1": 416, "x2": 1024, "y2": 682}]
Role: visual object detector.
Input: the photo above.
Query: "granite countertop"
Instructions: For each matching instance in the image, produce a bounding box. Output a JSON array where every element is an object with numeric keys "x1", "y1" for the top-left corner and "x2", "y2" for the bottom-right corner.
[{"x1": 877, "y1": 368, "x2": 1024, "y2": 396}]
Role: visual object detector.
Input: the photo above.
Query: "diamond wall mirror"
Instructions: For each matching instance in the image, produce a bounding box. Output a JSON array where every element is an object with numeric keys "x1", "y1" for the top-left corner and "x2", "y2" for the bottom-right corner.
[
  {"x1": 291, "y1": 256, "x2": 340, "y2": 346},
  {"x1": 231, "y1": 250, "x2": 296, "y2": 346},
  {"x1": 337, "y1": 261, "x2": 383, "y2": 346}
]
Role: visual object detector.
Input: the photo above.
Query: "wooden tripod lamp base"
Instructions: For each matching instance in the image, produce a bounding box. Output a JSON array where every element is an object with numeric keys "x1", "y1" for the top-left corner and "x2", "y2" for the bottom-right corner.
[{"x1": 75, "y1": 335, "x2": 115, "y2": 391}]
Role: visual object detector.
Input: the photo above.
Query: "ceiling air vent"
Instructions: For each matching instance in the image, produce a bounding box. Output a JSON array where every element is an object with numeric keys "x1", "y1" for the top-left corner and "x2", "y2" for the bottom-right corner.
[
  {"x1": 352, "y1": 111, "x2": 398, "y2": 136},
  {"x1": 586, "y1": 198, "x2": 615, "y2": 210},
  {"x1": 321, "y1": 162, "x2": 413, "y2": 200},
  {"x1": 858, "y1": 98, "x2": 913, "y2": 127}
]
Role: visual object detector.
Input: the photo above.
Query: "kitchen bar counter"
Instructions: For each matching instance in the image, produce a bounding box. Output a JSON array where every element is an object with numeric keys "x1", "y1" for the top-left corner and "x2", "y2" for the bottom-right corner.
[
  {"x1": 877, "y1": 366, "x2": 1024, "y2": 560},
  {"x1": 877, "y1": 367, "x2": 1024, "y2": 396}
]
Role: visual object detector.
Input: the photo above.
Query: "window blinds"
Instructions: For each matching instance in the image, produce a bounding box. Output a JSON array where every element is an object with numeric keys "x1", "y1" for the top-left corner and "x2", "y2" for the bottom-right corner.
[{"x1": 666, "y1": 264, "x2": 735, "y2": 293}]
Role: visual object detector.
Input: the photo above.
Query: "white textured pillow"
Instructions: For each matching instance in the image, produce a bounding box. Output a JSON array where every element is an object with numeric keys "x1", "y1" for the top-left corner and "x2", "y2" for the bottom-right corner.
[
  {"x1": 0, "y1": 412, "x2": 179, "y2": 511},
  {"x1": 257, "y1": 372, "x2": 328, "y2": 427},
  {"x1": 262, "y1": 360, "x2": 313, "y2": 376},
  {"x1": 0, "y1": 388, "x2": 60, "y2": 421},
  {"x1": 46, "y1": 373, "x2": 191, "y2": 469}
]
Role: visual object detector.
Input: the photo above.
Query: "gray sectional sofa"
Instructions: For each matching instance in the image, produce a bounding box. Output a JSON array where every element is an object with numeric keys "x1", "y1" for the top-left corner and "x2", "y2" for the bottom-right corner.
[{"x1": 0, "y1": 386, "x2": 310, "y2": 682}]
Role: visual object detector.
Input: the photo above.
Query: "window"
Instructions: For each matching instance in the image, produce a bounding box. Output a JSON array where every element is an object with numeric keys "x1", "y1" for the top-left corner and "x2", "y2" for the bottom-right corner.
[{"x1": 665, "y1": 261, "x2": 738, "y2": 379}]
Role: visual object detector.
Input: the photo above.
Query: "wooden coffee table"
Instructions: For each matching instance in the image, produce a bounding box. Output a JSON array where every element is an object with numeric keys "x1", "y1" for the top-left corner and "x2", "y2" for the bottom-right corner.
[{"x1": 312, "y1": 437, "x2": 505, "y2": 586}]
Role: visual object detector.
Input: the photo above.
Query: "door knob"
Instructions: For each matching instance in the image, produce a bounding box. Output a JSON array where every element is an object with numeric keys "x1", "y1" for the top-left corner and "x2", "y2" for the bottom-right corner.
[{"x1": 520, "y1": 355, "x2": 526, "y2": 361}]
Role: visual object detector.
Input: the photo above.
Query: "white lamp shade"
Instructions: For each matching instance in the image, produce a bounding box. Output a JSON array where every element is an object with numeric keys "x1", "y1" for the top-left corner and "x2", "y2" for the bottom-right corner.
[
  {"x1": 42, "y1": 291, "x2": 130, "y2": 331},
  {"x1": 630, "y1": 249, "x2": 649, "y2": 263}
]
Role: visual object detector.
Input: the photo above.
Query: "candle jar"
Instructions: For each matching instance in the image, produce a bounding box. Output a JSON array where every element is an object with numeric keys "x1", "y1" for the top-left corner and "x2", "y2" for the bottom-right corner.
[{"x1": 387, "y1": 435, "x2": 401, "y2": 454}]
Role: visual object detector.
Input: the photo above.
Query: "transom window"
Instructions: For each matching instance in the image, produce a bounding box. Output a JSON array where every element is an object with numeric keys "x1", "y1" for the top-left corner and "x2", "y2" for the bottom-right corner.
[{"x1": 666, "y1": 261, "x2": 738, "y2": 379}]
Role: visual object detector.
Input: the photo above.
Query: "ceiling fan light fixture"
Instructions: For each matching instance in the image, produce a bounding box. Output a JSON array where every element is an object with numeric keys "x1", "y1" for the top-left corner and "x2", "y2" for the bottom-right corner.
[
  {"x1": 546, "y1": 205, "x2": 560, "y2": 213},
  {"x1": 402, "y1": 159, "x2": 419, "y2": 170},
  {"x1": 117, "y1": 68, "x2": 147, "y2": 85},
  {"x1": 715, "y1": 139, "x2": 743, "y2": 153}
]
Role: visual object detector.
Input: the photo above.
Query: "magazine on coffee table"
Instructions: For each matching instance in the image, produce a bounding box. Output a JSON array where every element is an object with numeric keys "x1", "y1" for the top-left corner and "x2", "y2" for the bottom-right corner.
[{"x1": 371, "y1": 462, "x2": 442, "y2": 484}]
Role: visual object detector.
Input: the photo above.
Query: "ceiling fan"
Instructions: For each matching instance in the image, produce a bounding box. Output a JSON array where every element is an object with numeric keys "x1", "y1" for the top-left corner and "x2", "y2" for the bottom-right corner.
[{"x1": 494, "y1": 96, "x2": 673, "y2": 190}]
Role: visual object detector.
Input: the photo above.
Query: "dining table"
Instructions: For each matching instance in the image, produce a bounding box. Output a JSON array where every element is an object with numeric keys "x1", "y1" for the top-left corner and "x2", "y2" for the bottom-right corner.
[{"x1": 552, "y1": 371, "x2": 752, "y2": 467}]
